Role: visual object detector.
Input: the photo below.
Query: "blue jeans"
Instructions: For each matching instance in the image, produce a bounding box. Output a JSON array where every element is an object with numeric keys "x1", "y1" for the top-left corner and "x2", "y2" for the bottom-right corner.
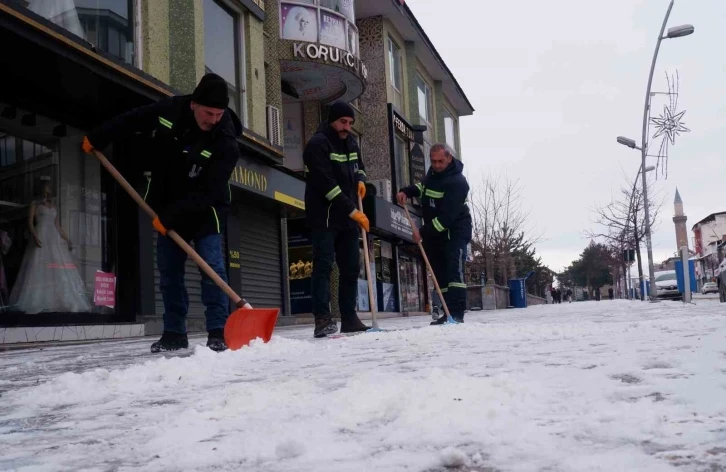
[{"x1": 157, "y1": 233, "x2": 229, "y2": 334}]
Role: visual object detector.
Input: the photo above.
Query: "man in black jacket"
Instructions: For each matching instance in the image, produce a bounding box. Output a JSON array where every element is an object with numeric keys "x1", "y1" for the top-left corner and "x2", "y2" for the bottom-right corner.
[
  {"x1": 397, "y1": 144, "x2": 472, "y2": 324},
  {"x1": 304, "y1": 102, "x2": 371, "y2": 338},
  {"x1": 82, "y1": 73, "x2": 243, "y2": 353}
]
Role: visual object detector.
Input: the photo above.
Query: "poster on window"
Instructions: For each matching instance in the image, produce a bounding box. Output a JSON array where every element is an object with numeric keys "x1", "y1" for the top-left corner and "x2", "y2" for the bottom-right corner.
[
  {"x1": 280, "y1": 4, "x2": 318, "y2": 42},
  {"x1": 320, "y1": 0, "x2": 354, "y2": 21},
  {"x1": 409, "y1": 142, "x2": 426, "y2": 186},
  {"x1": 94, "y1": 271, "x2": 116, "y2": 308},
  {"x1": 282, "y1": 102, "x2": 304, "y2": 171},
  {"x1": 347, "y1": 25, "x2": 358, "y2": 56},
  {"x1": 319, "y1": 11, "x2": 346, "y2": 50}
]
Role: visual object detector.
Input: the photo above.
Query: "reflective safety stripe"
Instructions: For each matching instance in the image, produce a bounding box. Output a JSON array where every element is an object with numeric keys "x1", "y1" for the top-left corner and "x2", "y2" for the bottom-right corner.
[
  {"x1": 211, "y1": 207, "x2": 220, "y2": 233},
  {"x1": 415, "y1": 182, "x2": 424, "y2": 197},
  {"x1": 304, "y1": 165, "x2": 309, "y2": 172},
  {"x1": 227, "y1": 183, "x2": 231, "y2": 202},
  {"x1": 158, "y1": 117, "x2": 173, "y2": 129},
  {"x1": 201, "y1": 150, "x2": 212, "y2": 158},
  {"x1": 432, "y1": 217, "x2": 446, "y2": 232},
  {"x1": 440, "y1": 288, "x2": 448, "y2": 293},
  {"x1": 326, "y1": 202, "x2": 332, "y2": 228},
  {"x1": 144, "y1": 178, "x2": 151, "y2": 201},
  {"x1": 330, "y1": 153, "x2": 348, "y2": 162},
  {"x1": 356, "y1": 169, "x2": 366, "y2": 176},
  {"x1": 348, "y1": 152, "x2": 358, "y2": 161},
  {"x1": 425, "y1": 189, "x2": 445, "y2": 198},
  {"x1": 449, "y1": 282, "x2": 467, "y2": 289},
  {"x1": 326, "y1": 186, "x2": 342, "y2": 201}
]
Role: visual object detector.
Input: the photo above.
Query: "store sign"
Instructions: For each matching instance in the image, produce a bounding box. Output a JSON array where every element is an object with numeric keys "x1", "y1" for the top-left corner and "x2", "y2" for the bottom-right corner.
[
  {"x1": 228, "y1": 156, "x2": 305, "y2": 210},
  {"x1": 393, "y1": 113, "x2": 414, "y2": 140},
  {"x1": 293, "y1": 42, "x2": 368, "y2": 80},
  {"x1": 370, "y1": 197, "x2": 422, "y2": 242}
]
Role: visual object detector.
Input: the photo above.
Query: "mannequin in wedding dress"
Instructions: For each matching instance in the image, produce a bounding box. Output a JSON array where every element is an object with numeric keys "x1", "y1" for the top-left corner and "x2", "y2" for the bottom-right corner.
[{"x1": 8, "y1": 183, "x2": 91, "y2": 314}]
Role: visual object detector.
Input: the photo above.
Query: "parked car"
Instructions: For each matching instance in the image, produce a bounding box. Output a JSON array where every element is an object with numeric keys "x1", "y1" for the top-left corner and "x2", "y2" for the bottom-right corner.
[
  {"x1": 654, "y1": 270, "x2": 681, "y2": 299},
  {"x1": 701, "y1": 282, "x2": 718, "y2": 294}
]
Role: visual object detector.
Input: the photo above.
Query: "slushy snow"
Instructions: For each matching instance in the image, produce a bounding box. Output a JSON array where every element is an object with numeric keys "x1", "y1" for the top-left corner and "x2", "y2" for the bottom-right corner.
[{"x1": 1, "y1": 298, "x2": 725, "y2": 471}]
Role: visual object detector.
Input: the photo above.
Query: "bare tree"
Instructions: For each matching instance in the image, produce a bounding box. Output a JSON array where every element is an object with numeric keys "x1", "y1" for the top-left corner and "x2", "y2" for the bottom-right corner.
[
  {"x1": 588, "y1": 171, "x2": 665, "y2": 300},
  {"x1": 468, "y1": 172, "x2": 543, "y2": 286}
]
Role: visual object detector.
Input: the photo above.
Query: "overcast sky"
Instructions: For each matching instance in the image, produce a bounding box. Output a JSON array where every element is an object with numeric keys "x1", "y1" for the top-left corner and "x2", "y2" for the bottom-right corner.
[{"x1": 409, "y1": 0, "x2": 725, "y2": 273}]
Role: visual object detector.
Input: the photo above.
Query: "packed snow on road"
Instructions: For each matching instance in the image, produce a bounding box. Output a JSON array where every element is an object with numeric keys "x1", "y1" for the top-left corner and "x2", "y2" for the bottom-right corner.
[{"x1": 1, "y1": 299, "x2": 725, "y2": 471}]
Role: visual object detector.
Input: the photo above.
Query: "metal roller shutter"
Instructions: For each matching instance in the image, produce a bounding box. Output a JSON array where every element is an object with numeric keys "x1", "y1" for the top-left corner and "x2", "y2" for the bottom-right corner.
[
  {"x1": 153, "y1": 232, "x2": 227, "y2": 317},
  {"x1": 238, "y1": 203, "x2": 282, "y2": 308}
]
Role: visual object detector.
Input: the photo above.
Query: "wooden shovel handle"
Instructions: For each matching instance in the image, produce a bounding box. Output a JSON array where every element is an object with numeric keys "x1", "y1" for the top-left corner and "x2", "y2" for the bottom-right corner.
[
  {"x1": 358, "y1": 195, "x2": 378, "y2": 328},
  {"x1": 401, "y1": 204, "x2": 451, "y2": 318}
]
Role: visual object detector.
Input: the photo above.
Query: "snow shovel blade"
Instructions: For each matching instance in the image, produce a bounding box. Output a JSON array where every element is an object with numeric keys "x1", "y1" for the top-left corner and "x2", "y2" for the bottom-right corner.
[{"x1": 224, "y1": 308, "x2": 280, "y2": 351}]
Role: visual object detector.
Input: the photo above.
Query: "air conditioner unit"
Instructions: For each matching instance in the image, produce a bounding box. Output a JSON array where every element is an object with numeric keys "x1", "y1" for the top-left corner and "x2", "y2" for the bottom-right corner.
[
  {"x1": 369, "y1": 179, "x2": 392, "y2": 202},
  {"x1": 266, "y1": 105, "x2": 282, "y2": 147}
]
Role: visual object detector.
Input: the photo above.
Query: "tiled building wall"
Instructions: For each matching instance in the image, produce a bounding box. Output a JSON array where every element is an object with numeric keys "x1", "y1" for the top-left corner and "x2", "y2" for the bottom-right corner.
[
  {"x1": 140, "y1": 0, "x2": 171, "y2": 84},
  {"x1": 264, "y1": 1, "x2": 283, "y2": 118},
  {"x1": 245, "y1": 14, "x2": 268, "y2": 136},
  {"x1": 357, "y1": 16, "x2": 390, "y2": 182}
]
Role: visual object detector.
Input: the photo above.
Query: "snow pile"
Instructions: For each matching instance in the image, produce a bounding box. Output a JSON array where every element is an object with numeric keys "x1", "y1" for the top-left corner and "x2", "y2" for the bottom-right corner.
[{"x1": 1, "y1": 300, "x2": 725, "y2": 471}]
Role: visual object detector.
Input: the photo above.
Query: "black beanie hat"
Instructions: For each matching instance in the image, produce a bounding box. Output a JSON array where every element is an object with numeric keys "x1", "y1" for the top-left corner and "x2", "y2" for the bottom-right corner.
[
  {"x1": 192, "y1": 73, "x2": 229, "y2": 109},
  {"x1": 328, "y1": 101, "x2": 356, "y2": 123}
]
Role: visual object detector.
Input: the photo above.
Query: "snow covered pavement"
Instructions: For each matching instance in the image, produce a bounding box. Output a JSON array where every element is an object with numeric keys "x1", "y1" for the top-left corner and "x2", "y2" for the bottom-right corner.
[{"x1": 1, "y1": 300, "x2": 725, "y2": 471}]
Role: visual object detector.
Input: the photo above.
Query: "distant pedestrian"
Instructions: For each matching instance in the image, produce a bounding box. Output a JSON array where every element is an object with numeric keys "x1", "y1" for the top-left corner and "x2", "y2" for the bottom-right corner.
[
  {"x1": 566, "y1": 288, "x2": 573, "y2": 303},
  {"x1": 608, "y1": 287, "x2": 614, "y2": 300},
  {"x1": 594, "y1": 287, "x2": 601, "y2": 301}
]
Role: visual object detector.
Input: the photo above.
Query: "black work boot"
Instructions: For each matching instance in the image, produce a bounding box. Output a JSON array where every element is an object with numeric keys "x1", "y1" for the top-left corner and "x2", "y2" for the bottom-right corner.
[
  {"x1": 340, "y1": 315, "x2": 370, "y2": 334},
  {"x1": 206, "y1": 329, "x2": 228, "y2": 352},
  {"x1": 314, "y1": 317, "x2": 338, "y2": 338},
  {"x1": 150, "y1": 331, "x2": 189, "y2": 353}
]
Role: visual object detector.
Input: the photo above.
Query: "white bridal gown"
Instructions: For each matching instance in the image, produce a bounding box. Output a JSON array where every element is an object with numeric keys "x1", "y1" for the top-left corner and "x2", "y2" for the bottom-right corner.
[{"x1": 9, "y1": 204, "x2": 91, "y2": 314}]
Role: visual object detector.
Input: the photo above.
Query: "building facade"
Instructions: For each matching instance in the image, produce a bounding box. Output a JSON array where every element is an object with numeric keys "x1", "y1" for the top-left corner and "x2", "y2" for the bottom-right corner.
[
  {"x1": 692, "y1": 211, "x2": 726, "y2": 285},
  {"x1": 0, "y1": 0, "x2": 471, "y2": 345}
]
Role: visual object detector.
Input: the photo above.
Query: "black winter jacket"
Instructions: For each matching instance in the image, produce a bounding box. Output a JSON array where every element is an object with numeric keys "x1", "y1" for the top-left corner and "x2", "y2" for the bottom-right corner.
[
  {"x1": 401, "y1": 159, "x2": 472, "y2": 241},
  {"x1": 303, "y1": 122, "x2": 367, "y2": 230},
  {"x1": 87, "y1": 95, "x2": 242, "y2": 240}
]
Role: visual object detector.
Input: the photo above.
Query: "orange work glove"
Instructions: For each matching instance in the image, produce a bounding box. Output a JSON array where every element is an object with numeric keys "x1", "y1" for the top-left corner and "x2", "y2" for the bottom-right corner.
[
  {"x1": 350, "y1": 210, "x2": 370, "y2": 232},
  {"x1": 152, "y1": 217, "x2": 168, "y2": 236},
  {"x1": 82, "y1": 136, "x2": 94, "y2": 154},
  {"x1": 358, "y1": 181, "x2": 366, "y2": 199}
]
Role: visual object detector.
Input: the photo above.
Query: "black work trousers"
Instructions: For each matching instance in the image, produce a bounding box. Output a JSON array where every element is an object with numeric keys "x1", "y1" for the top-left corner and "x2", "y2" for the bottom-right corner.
[
  {"x1": 424, "y1": 234, "x2": 468, "y2": 316},
  {"x1": 311, "y1": 227, "x2": 360, "y2": 322}
]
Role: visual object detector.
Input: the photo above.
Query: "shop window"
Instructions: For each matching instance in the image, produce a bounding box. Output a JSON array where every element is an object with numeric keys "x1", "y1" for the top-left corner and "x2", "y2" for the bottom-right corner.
[
  {"x1": 24, "y1": 0, "x2": 135, "y2": 64},
  {"x1": 393, "y1": 135, "x2": 410, "y2": 191},
  {"x1": 388, "y1": 37, "x2": 403, "y2": 112},
  {"x1": 204, "y1": 0, "x2": 245, "y2": 116},
  {"x1": 399, "y1": 251, "x2": 424, "y2": 312},
  {"x1": 0, "y1": 106, "x2": 116, "y2": 322},
  {"x1": 279, "y1": 1, "x2": 359, "y2": 57},
  {"x1": 416, "y1": 74, "x2": 434, "y2": 170},
  {"x1": 443, "y1": 108, "x2": 459, "y2": 157}
]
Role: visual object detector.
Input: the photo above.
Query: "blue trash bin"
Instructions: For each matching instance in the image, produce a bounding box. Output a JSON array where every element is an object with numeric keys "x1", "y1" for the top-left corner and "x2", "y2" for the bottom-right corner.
[{"x1": 508, "y1": 278, "x2": 527, "y2": 308}]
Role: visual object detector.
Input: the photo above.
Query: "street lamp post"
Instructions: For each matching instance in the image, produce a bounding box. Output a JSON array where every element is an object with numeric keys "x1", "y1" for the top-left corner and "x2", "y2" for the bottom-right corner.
[
  {"x1": 617, "y1": 0, "x2": 694, "y2": 301},
  {"x1": 621, "y1": 162, "x2": 655, "y2": 301}
]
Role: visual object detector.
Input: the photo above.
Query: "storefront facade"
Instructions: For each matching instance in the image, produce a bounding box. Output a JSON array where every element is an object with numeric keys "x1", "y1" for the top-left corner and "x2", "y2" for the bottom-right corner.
[
  {"x1": 0, "y1": 0, "x2": 472, "y2": 344},
  {"x1": 0, "y1": 0, "x2": 301, "y2": 343}
]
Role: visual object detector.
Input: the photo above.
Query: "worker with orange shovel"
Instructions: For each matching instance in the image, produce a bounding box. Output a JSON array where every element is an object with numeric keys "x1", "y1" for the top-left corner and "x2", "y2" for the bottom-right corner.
[
  {"x1": 396, "y1": 144, "x2": 472, "y2": 324},
  {"x1": 82, "y1": 73, "x2": 278, "y2": 353}
]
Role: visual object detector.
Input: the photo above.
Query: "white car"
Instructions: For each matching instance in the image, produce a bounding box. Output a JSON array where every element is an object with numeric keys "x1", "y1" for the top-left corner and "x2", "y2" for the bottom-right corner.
[
  {"x1": 654, "y1": 270, "x2": 680, "y2": 299},
  {"x1": 702, "y1": 282, "x2": 718, "y2": 294}
]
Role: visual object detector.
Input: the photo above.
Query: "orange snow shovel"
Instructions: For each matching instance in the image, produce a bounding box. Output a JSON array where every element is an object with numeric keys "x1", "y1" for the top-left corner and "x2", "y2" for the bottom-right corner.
[{"x1": 92, "y1": 149, "x2": 279, "y2": 350}]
